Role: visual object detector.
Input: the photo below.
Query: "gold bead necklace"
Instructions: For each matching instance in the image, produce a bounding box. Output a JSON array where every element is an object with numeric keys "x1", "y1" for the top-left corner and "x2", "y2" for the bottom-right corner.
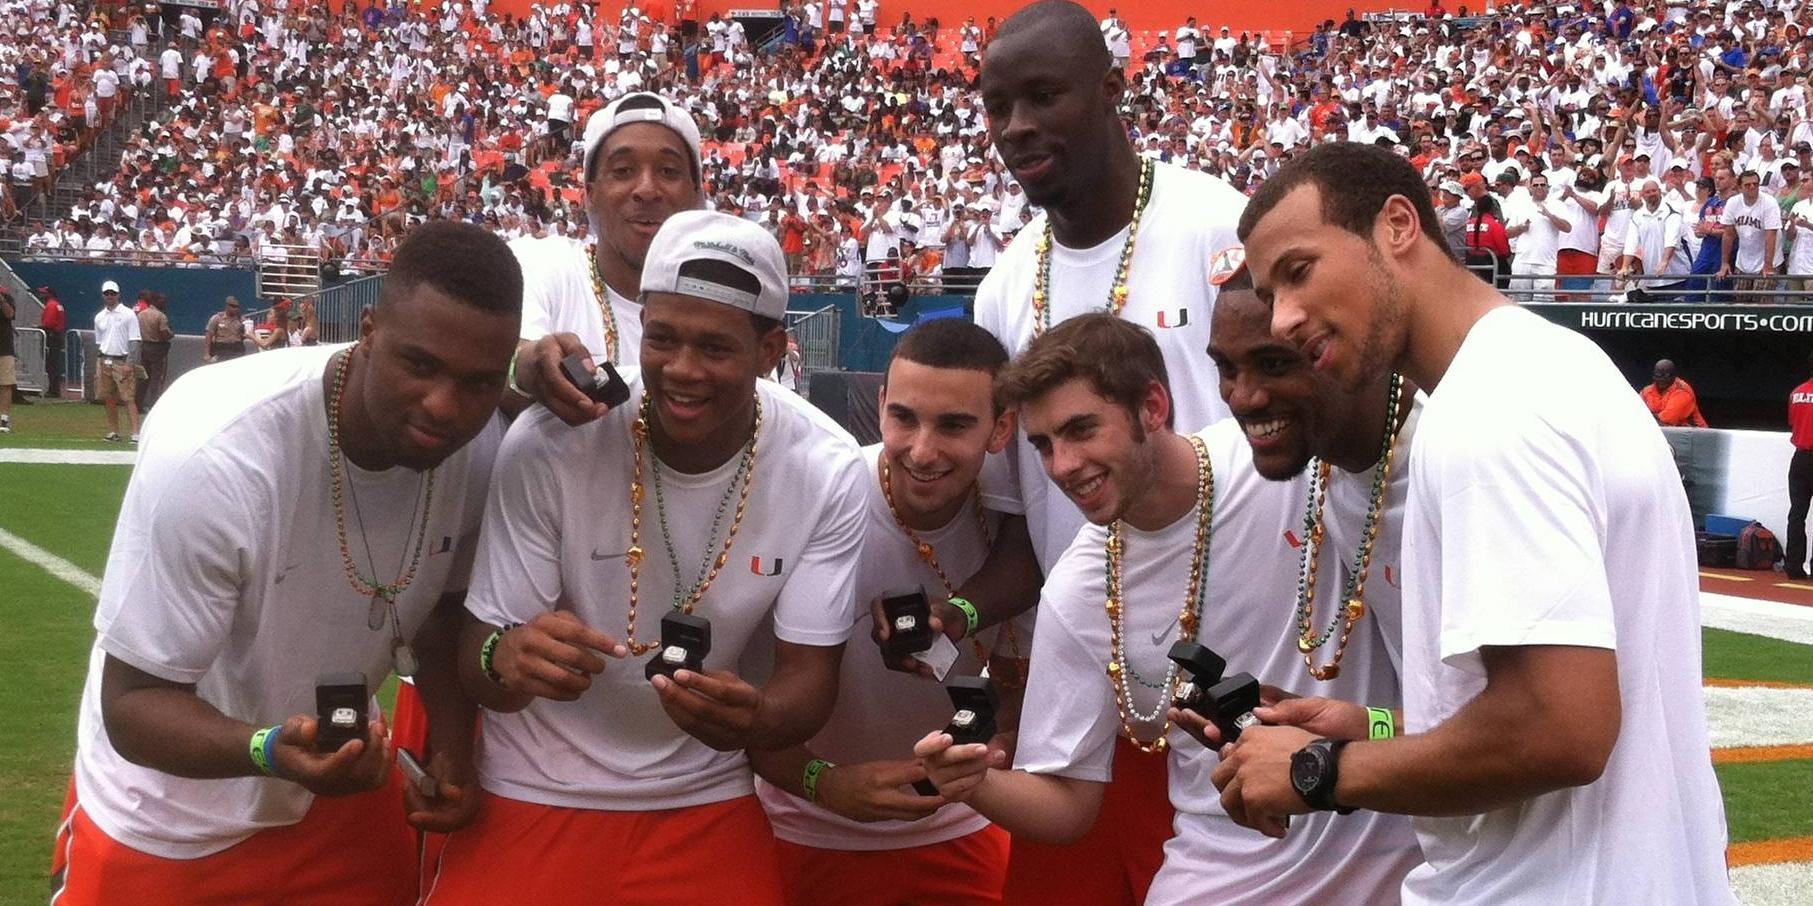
[
  {"x1": 1104, "y1": 433, "x2": 1213, "y2": 754},
  {"x1": 1031, "y1": 157, "x2": 1155, "y2": 337}
]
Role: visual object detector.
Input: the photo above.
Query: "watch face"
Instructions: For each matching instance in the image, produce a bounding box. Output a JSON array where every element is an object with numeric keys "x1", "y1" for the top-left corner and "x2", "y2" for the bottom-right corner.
[{"x1": 1291, "y1": 746, "x2": 1325, "y2": 795}]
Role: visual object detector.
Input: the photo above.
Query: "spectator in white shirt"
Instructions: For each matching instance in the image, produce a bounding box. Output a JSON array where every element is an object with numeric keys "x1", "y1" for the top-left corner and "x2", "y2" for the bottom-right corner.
[{"x1": 1718, "y1": 170, "x2": 1782, "y2": 300}]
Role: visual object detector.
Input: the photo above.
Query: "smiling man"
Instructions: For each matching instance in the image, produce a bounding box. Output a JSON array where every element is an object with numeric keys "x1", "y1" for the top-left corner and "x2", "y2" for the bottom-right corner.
[
  {"x1": 52, "y1": 222, "x2": 521, "y2": 905},
  {"x1": 427, "y1": 211, "x2": 868, "y2": 906},
  {"x1": 1215, "y1": 141, "x2": 1736, "y2": 904},
  {"x1": 749, "y1": 318, "x2": 1022, "y2": 906},
  {"x1": 504, "y1": 92, "x2": 707, "y2": 425},
  {"x1": 966, "y1": 3, "x2": 1248, "y2": 899},
  {"x1": 916, "y1": 311, "x2": 1417, "y2": 904}
]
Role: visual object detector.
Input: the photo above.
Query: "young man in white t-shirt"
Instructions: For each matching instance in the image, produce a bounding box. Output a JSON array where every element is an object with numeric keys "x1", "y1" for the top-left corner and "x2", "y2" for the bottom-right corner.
[
  {"x1": 52, "y1": 222, "x2": 522, "y2": 905},
  {"x1": 503, "y1": 91, "x2": 706, "y2": 426},
  {"x1": 1717, "y1": 169, "x2": 1782, "y2": 301},
  {"x1": 957, "y1": 5, "x2": 1247, "y2": 900},
  {"x1": 750, "y1": 319, "x2": 1021, "y2": 905},
  {"x1": 425, "y1": 212, "x2": 868, "y2": 906},
  {"x1": 918, "y1": 312, "x2": 1420, "y2": 905},
  {"x1": 1221, "y1": 141, "x2": 1735, "y2": 905}
]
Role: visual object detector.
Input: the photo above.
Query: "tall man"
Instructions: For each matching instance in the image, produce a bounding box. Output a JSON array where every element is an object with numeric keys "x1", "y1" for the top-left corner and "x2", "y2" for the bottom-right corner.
[
  {"x1": 1786, "y1": 353, "x2": 1813, "y2": 580},
  {"x1": 916, "y1": 312, "x2": 1419, "y2": 905},
  {"x1": 204, "y1": 295, "x2": 246, "y2": 362},
  {"x1": 51, "y1": 222, "x2": 521, "y2": 905},
  {"x1": 40, "y1": 284, "x2": 66, "y2": 398},
  {"x1": 93, "y1": 280, "x2": 141, "y2": 443},
  {"x1": 504, "y1": 91, "x2": 707, "y2": 424},
  {"x1": 967, "y1": 3, "x2": 1248, "y2": 900},
  {"x1": 428, "y1": 211, "x2": 868, "y2": 905},
  {"x1": 1218, "y1": 141, "x2": 1736, "y2": 904},
  {"x1": 750, "y1": 318, "x2": 1021, "y2": 906}
]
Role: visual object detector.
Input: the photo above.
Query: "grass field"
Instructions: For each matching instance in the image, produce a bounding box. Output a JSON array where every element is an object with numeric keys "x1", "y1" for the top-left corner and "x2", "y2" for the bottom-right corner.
[{"x1": 2, "y1": 408, "x2": 1811, "y2": 904}]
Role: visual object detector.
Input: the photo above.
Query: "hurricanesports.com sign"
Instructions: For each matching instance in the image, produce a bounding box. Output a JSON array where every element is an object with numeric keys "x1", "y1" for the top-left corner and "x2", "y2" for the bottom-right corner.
[{"x1": 1531, "y1": 304, "x2": 1813, "y2": 334}]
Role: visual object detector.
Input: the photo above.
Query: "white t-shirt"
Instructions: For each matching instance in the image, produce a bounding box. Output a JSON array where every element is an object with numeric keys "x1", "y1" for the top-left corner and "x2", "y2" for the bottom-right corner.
[
  {"x1": 1516, "y1": 198, "x2": 1568, "y2": 269},
  {"x1": 1558, "y1": 186, "x2": 1602, "y2": 255},
  {"x1": 509, "y1": 234, "x2": 642, "y2": 367},
  {"x1": 1620, "y1": 204, "x2": 1689, "y2": 277},
  {"x1": 465, "y1": 375, "x2": 868, "y2": 811},
  {"x1": 1788, "y1": 198, "x2": 1813, "y2": 274},
  {"x1": 975, "y1": 163, "x2": 1242, "y2": 571},
  {"x1": 75, "y1": 345, "x2": 498, "y2": 858},
  {"x1": 1017, "y1": 422, "x2": 1419, "y2": 905},
  {"x1": 1719, "y1": 192, "x2": 1783, "y2": 273},
  {"x1": 1399, "y1": 307, "x2": 1734, "y2": 905},
  {"x1": 1316, "y1": 396, "x2": 1423, "y2": 679},
  {"x1": 754, "y1": 444, "x2": 1022, "y2": 850}
]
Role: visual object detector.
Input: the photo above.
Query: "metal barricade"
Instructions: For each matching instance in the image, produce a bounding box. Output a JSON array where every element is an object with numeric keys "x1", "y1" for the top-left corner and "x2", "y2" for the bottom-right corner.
[
  {"x1": 785, "y1": 304, "x2": 841, "y2": 385},
  {"x1": 296, "y1": 275, "x2": 386, "y2": 344},
  {"x1": 257, "y1": 243, "x2": 325, "y2": 299},
  {"x1": 11, "y1": 327, "x2": 46, "y2": 394}
]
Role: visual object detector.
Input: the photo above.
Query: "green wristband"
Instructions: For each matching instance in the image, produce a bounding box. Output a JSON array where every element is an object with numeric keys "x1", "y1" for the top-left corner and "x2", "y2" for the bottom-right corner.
[
  {"x1": 249, "y1": 725, "x2": 281, "y2": 777},
  {"x1": 802, "y1": 758, "x2": 834, "y2": 804},
  {"x1": 480, "y1": 623, "x2": 522, "y2": 686},
  {"x1": 947, "y1": 596, "x2": 980, "y2": 639},
  {"x1": 1366, "y1": 707, "x2": 1396, "y2": 740},
  {"x1": 506, "y1": 351, "x2": 533, "y2": 400}
]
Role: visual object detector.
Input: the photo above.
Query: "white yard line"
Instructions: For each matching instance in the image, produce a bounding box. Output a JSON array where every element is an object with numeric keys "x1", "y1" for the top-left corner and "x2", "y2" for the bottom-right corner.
[
  {"x1": 0, "y1": 527, "x2": 100, "y2": 597},
  {"x1": 1702, "y1": 592, "x2": 1813, "y2": 647},
  {"x1": 1704, "y1": 687, "x2": 1813, "y2": 750},
  {"x1": 0, "y1": 448, "x2": 136, "y2": 465},
  {"x1": 1733, "y1": 862, "x2": 1813, "y2": 906}
]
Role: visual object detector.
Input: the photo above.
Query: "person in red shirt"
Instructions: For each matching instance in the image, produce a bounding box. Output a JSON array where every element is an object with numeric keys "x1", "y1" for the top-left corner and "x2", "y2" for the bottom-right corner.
[
  {"x1": 1786, "y1": 354, "x2": 1813, "y2": 579},
  {"x1": 1640, "y1": 359, "x2": 1708, "y2": 427},
  {"x1": 39, "y1": 285, "x2": 67, "y2": 397}
]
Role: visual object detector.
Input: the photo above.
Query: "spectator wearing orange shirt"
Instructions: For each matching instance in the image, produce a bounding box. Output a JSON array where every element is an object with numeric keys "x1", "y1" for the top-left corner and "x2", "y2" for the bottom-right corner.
[{"x1": 1641, "y1": 359, "x2": 1708, "y2": 427}]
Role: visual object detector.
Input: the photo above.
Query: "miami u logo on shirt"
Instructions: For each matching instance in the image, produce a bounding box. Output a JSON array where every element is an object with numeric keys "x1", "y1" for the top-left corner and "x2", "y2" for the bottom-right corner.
[
  {"x1": 1155, "y1": 308, "x2": 1190, "y2": 329},
  {"x1": 751, "y1": 556, "x2": 784, "y2": 576}
]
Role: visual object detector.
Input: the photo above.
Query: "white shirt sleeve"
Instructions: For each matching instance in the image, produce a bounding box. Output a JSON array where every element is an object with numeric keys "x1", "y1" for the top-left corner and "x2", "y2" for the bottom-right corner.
[
  {"x1": 97, "y1": 451, "x2": 260, "y2": 683},
  {"x1": 464, "y1": 416, "x2": 567, "y2": 627},
  {"x1": 1012, "y1": 589, "x2": 1118, "y2": 783},
  {"x1": 1421, "y1": 410, "x2": 1618, "y2": 666},
  {"x1": 770, "y1": 451, "x2": 868, "y2": 647}
]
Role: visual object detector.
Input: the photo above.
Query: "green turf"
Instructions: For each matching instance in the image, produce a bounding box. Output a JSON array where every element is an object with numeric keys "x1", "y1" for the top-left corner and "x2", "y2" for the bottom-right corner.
[
  {"x1": 1703, "y1": 627, "x2": 1813, "y2": 686},
  {"x1": 0, "y1": 399, "x2": 130, "y2": 449},
  {"x1": 0, "y1": 463, "x2": 132, "y2": 576},
  {"x1": 1718, "y1": 759, "x2": 1813, "y2": 844},
  {"x1": 0, "y1": 549, "x2": 97, "y2": 898}
]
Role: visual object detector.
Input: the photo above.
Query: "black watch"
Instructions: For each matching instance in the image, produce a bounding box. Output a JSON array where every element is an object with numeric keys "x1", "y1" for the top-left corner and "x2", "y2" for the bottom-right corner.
[{"x1": 1290, "y1": 737, "x2": 1356, "y2": 814}]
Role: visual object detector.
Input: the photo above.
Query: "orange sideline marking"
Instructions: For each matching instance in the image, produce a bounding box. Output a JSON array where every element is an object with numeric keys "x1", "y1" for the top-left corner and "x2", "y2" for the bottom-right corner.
[
  {"x1": 1704, "y1": 677, "x2": 1813, "y2": 689},
  {"x1": 1700, "y1": 571, "x2": 1754, "y2": 582},
  {"x1": 1713, "y1": 744, "x2": 1813, "y2": 765},
  {"x1": 1776, "y1": 582, "x2": 1813, "y2": 592},
  {"x1": 1728, "y1": 836, "x2": 1813, "y2": 867}
]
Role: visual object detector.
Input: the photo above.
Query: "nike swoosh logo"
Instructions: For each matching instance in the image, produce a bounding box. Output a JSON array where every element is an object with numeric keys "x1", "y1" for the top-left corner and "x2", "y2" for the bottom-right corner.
[
  {"x1": 274, "y1": 563, "x2": 301, "y2": 585},
  {"x1": 592, "y1": 549, "x2": 627, "y2": 561},
  {"x1": 1151, "y1": 614, "x2": 1181, "y2": 646}
]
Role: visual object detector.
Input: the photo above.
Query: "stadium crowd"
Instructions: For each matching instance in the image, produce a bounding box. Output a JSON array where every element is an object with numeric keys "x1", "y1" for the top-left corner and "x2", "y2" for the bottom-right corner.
[{"x1": 9, "y1": 0, "x2": 1813, "y2": 297}]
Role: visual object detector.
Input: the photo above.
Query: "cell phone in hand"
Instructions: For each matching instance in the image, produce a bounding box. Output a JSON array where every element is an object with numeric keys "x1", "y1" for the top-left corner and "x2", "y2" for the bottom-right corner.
[
  {"x1": 314, "y1": 671, "x2": 369, "y2": 754},
  {"x1": 397, "y1": 747, "x2": 440, "y2": 799}
]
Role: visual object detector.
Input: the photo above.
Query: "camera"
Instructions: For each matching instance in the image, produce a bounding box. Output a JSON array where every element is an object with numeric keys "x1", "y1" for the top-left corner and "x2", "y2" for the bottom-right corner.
[
  {"x1": 559, "y1": 354, "x2": 631, "y2": 408},
  {"x1": 645, "y1": 612, "x2": 712, "y2": 681},
  {"x1": 881, "y1": 586, "x2": 936, "y2": 659},
  {"x1": 315, "y1": 671, "x2": 369, "y2": 753},
  {"x1": 915, "y1": 676, "x2": 999, "y2": 796}
]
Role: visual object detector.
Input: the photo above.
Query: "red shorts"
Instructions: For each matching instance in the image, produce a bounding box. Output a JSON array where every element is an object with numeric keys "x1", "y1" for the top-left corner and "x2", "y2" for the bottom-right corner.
[
  {"x1": 423, "y1": 793, "x2": 785, "y2": 906},
  {"x1": 773, "y1": 824, "x2": 1010, "y2": 906},
  {"x1": 1001, "y1": 737, "x2": 1173, "y2": 906},
  {"x1": 50, "y1": 772, "x2": 417, "y2": 906}
]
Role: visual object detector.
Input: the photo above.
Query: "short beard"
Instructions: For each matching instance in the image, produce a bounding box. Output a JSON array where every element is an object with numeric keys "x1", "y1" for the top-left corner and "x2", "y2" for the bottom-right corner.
[{"x1": 1353, "y1": 244, "x2": 1410, "y2": 393}]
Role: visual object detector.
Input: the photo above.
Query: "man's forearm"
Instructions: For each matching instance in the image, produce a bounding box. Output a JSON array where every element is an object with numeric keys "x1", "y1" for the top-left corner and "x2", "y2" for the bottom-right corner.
[
  {"x1": 966, "y1": 768, "x2": 1103, "y2": 844},
  {"x1": 457, "y1": 615, "x2": 533, "y2": 713},
  {"x1": 100, "y1": 657, "x2": 263, "y2": 780},
  {"x1": 946, "y1": 515, "x2": 1043, "y2": 636},
  {"x1": 746, "y1": 743, "x2": 818, "y2": 798},
  {"x1": 412, "y1": 597, "x2": 479, "y2": 761},
  {"x1": 752, "y1": 642, "x2": 846, "y2": 750}
]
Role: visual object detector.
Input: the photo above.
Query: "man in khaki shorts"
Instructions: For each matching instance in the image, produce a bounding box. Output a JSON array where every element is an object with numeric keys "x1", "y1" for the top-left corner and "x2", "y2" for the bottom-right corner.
[{"x1": 94, "y1": 280, "x2": 141, "y2": 443}]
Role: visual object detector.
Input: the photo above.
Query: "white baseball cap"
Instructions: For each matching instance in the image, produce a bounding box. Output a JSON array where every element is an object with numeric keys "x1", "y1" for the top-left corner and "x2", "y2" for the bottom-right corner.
[
  {"x1": 582, "y1": 92, "x2": 703, "y2": 183},
  {"x1": 100, "y1": 279, "x2": 120, "y2": 293},
  {"x1": 640, "y1": 210, "x2": 788, "y2": 321}
]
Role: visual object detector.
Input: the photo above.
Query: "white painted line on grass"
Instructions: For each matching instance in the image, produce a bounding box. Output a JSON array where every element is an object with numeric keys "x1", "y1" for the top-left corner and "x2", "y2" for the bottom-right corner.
[
  {"x1": 1704, "y1": 687, "x2": 1813, "y2": 749},
  {"x1": 0, "y1": 448, "x2": 136, "y2": 465},
  {"x1": 1702, "y1": 592, "x2": 1813, "y2": 647},
  {"x1": 1732, "y1": 861, "x2": 1813, "y2": 906},
  {"x1": 0, "y1": 527, "x2": 101, "y2": 598}
]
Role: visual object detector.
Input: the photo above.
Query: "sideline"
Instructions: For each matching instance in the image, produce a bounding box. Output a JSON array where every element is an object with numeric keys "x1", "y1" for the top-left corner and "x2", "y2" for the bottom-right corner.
[
  {"x1": 0, "y1": 527, "x2": 101, "y2": 597},
  {"x1": 0, "y1": 449, "x2": 137, "y2": 465}
]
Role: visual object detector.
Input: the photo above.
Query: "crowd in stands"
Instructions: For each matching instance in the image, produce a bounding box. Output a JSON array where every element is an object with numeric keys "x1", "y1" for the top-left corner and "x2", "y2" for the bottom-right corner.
[{"x1": 10, "y1": 0, "x2": 1813, "y2": 299}]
